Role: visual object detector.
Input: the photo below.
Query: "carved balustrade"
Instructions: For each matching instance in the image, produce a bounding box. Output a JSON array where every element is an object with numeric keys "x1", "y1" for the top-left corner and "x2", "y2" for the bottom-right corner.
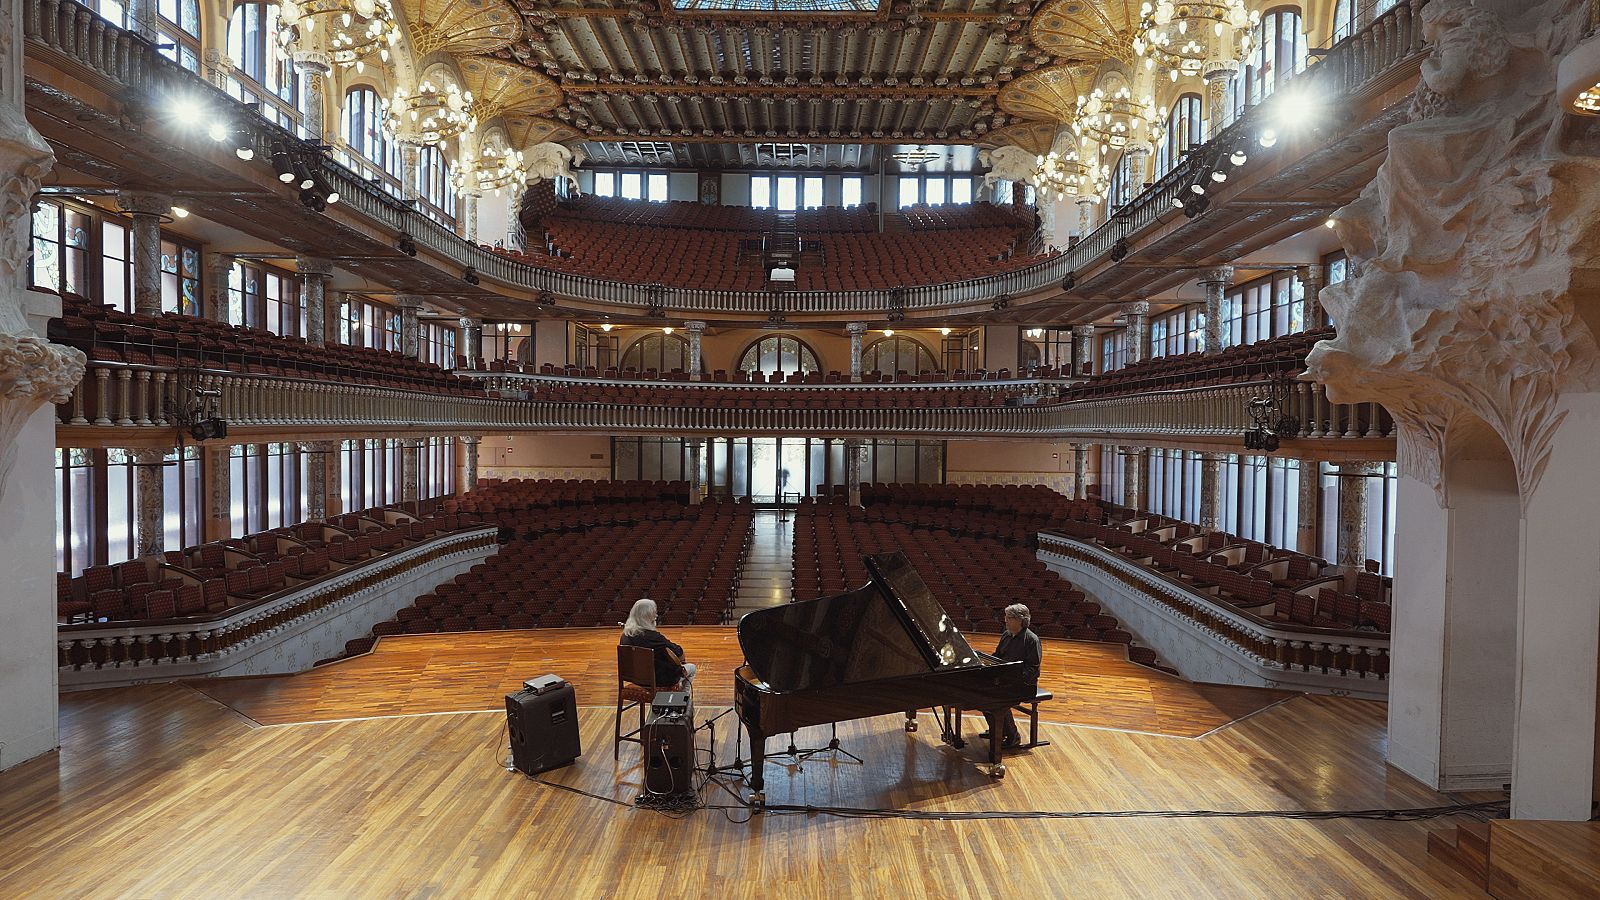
[{"x1": 57, "y1": 360, "x2": 1393, "y2": 440}]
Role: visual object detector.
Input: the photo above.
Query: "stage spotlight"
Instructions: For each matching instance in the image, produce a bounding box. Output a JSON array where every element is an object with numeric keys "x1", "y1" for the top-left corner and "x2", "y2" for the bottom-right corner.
[
  {"x1": 1230, "y1": 149, "x2": 1248, "y2": 166},
  {"x1": 271, "y1": 142, "x2": 296, "y2": 183},
  {"x1": 1258, "y1": 127, "x2": 1278, "y2": 149},
  {"x1": 1109, "y1": 238, "x2": 1129, "y2": 262},
  {"x1": 1061, "y1": 271, "x2": 1076, "y2": 291},
  {"x1": 299, "y1": 187, "x2": 326, "y2": 211},
  {"x1": 398, "y1": 234, "x2": 418, "y2": 256},
  {"x1": 1190, "y1": 183, "x2": 1205, "y2": 195},
  {"x1": 463, "y1": 267, "x2": 481, "y2": 285},
  {"x1": 207, "y1": 120, "x2": 228, "y2": 142},
  {"x1": 171, "y1": 97, "x2": 204, "y2": 127},
  {"x1": 171, "y1": 206, "x2": 189, "y2": 218},
  {"x1": 1172, "y1": 197, "x2": 1185, "y2": 209},
  {"x1": 1182, "y1": 195, "x2": 1210, "y2": 219},
  {"x1": 1211, "y1": 170, "x2": 1227, "y2": 183}
]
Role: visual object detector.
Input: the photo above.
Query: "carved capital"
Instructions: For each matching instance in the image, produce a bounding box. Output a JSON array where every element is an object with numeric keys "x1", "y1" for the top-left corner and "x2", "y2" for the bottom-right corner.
[
  {"x1": 846, "y1": 321, "x2": 869, "y2": 336},
  {"x1": 296, "y1": 256, "x2": 334, "y2": 277},
  {"x1": 1199, "y1": 265, "x2": 1234, "y2": 286},
  {"x1": 115, "y1": 190, "x2": 172, "y2": 218},
  {"x1": 682, "y1": 320, "x2": 707, "y2": 335},
  {"x1": 0, "y1": 332, "x2": 86, "y2": 505},
  {"x1": 1071, "y1": 324, "x2": 1096, "y2": 339},
  {"x1": 1126, "y1": 301, "x2": 1150, "y2": 318}
]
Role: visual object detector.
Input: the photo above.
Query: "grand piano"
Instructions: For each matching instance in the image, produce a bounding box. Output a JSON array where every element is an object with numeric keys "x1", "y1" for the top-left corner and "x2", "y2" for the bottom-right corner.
[{"x1": 734, "y1": 552, "x2": 1038, "y2": 803}]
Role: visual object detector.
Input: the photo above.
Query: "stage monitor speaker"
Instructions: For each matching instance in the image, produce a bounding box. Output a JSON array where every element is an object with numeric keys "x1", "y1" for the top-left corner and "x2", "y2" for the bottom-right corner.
[
  {"x1": 642, "y1": 713, "x2": 694, "y2": 796},
  {"x1": 506, "y1": 680, "x2": 581, "y2": 776}
]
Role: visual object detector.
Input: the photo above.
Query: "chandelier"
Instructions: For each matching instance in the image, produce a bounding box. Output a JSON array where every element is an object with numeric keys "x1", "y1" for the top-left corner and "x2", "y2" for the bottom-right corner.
[
  {"x1": 386, "y1": 76, "x2": 477, "y2": 146},
  {"x1": 1031, "y1": 146, "x2": 1096, "y2": 202},
  {"x1": 1132, "y1": 0, "x2": 1258, "y2": 82},
  {"x1": 276, "y1": 0, "x2": 402, "y2": 69},
  {"x1": 1075, "y1": 85, "x2": 1157, "y2": 157},
  {"x1": 892, "y1": 145, "x2": 941, "y2": 167},
  {"x1": 459, "y1": 141, "x2": 526, "y2": 194}
]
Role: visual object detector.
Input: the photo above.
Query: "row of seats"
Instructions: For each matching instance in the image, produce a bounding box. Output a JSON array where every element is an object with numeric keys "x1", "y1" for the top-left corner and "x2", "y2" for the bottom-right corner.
[
  {"x1": 857, "y1": 482, "x2": 1104, "y2": 547},
  {"x1": 439, "y1": 478, "x2": 692, "y2": 520},
  {"x1": 791, "y1": 498, "x2": 1168, "y2": 672},
  {"x1": 1051, "y1": 507, "x2": 1392, "y2": 632},
  {"x1": 57, "y1": 507, "x2": 468, "y2": 624},
  {"x1": 338, "y1": 493, "x2": 752, "y2": 659},
  {"x1": 524, "y1": 363, "x2": 1075, "y2": 383},
  {"x1": 1068, "y1": 329, "x2": 1334, "y2": 399},
  {"x1": 543, "y1": 196, "x2": 881, "y2": 233},
  {"x1": 48, "y1": 295, "x2": 482, "y2": 397}
]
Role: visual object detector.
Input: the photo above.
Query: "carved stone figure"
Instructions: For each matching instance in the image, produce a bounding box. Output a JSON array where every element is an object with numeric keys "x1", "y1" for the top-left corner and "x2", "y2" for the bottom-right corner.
[
  {"x1": 523, "y1": 141, "x2": 581, "y2": 193},
  {"x1": 1305, "y1": 0, "x2": 1600, "y2": 502},
  {"x1": 979, "y1": 145, "x2": 1037, "y2": 189}
]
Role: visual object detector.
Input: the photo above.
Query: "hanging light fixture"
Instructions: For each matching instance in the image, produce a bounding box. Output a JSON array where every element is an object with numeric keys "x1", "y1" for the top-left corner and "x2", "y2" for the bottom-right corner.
[
  {"x1": 1132, "y1": 0, "x2": 1258, "y2": 82},
  {"x1": 458, "y1": 138, "x2": 526, "y2": 195},
  {"x1": 276, "y1": 0, "x2": 402, "y2": 70},
  {"x1": 1075, "y1": 84, "x2": 1158, "y2": 157},
  {"x1": 386, "y1": 74, "x2": 477, "y2": 147}
]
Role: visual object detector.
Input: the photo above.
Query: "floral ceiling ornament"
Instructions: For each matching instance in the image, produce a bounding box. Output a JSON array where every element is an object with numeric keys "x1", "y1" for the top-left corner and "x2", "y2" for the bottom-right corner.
[{"x1": 399, "y1": 0, "x2": 523, "y2": 57}]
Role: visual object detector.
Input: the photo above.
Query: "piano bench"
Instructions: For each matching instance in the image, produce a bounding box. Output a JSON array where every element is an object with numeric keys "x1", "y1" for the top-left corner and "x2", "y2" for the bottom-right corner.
[{"x1": 1010, "y1": 690, "x2": 1053, "y2": 750}]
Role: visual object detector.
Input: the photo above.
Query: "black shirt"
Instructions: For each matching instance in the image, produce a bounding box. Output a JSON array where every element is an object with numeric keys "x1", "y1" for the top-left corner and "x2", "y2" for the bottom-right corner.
[
  {"x1": 994, "y1": 627, "x2": 1042, "y2": 684},
  {"x1": 621, "y1": 630, "x2": 686, "y2": 687}
]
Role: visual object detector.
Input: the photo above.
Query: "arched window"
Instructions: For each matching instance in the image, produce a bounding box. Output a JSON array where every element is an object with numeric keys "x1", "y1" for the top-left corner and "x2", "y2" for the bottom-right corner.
[
  {"x1": 1331, "y1": 0, "x2": 1356, "y2": 42},
  {"x1": 1245, "y1": 8, "x2": 1306, "y2": 106},
  {"x1": 738, "y1": 335, "x2": 820, "y2": 376},
  {"x1": 620, "y1": 332, "x2": 695, "y2": 374},
  {"x1": 860, "y1": 337, "x2": 938, "y2": 376},
  {"x1": 1156, "y1": 93, "x2": 1203, "y2": 177},
  {"x1": 1105, "y1": 152, "x2": 1138, "y2": 211},
  {"x1": 156, "y1": 0, "x2": 202, "y2": 72},
  {"x1": 227, "y1": 2, "x2": 298, "y2": 124},
  {"x1": 342, "y1": 88, "x2": 402, "y2": 181}
]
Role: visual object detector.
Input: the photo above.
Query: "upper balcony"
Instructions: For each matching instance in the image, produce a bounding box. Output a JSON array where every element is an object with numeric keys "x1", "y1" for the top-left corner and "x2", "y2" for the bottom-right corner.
[{"x1": 23, "y1": 0, "x2": 1431, "y2": 323}]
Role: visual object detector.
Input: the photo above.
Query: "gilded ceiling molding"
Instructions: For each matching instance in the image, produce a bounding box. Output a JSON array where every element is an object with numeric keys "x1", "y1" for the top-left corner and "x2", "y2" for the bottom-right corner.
[
  {"x1": 978, "y1": 120, "x2": 1059, "y2": 154},
  {"x1": 1306, "y1": 0, "x2": 1600, "y2": 507},
  {"x1": 458, "y1": 56, "x2": 564, "y2": 118},
  {"x1": 501, "y1": 114, "x2": 584, "y2": 147},
  {"x1": 399, "y1": 0, "x2": 523, "y2": 56},
  {"x1": 1029, "y1": 0, "x2": 1141, "y2": 65},
  {"x1": 996, "y1": 63, "x2": 1097, "y2": 121}
]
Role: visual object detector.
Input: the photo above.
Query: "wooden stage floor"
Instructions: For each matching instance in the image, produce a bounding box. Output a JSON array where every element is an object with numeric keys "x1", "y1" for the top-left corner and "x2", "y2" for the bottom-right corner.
[{"x1": 0, "y1": 628, "x2": 1495, "y2": 898}]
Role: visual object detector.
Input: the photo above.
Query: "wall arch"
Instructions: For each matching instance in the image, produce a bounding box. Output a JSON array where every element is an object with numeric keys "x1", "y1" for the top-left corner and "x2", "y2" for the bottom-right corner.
[
  {"x1": 860, "y1": 336, "x2": 938, "y2": 375},
  {"x1": 737, "y1": 334, "x2": 822, "y2": 376}
]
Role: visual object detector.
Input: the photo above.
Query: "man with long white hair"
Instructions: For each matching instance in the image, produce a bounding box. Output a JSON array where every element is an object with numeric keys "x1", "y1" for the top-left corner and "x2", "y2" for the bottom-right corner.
[{"x1": 620, "y1": 598, "x2": 696, "y2": 689}]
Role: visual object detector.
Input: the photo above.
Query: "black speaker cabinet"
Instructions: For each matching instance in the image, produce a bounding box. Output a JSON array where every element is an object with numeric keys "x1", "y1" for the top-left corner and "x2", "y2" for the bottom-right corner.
[
  {"x1": 642, "y1": 713, "x2": 694, "y2": 795},
  {"x1": 506, "y1": 682, "x2": 581, "y2": 776}
]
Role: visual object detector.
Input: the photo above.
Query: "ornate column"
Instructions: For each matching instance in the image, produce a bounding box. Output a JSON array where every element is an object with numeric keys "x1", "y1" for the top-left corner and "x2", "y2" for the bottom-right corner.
[
  {"x1": 204, "y1": 252, "x2": 234, "y2": 322},
  {"x1": 117, "y1": 191, "x2": 171, "y2": 316},
  {"x1": 457, "y1": 436, "x2": 479, "y2": 495},
  {"x1": 1297, "y1": 459, "x2": 1321, "y2": 556},
  {"x1": 397, "y1": 295, "x2": 423, "y2": 359},
  {"x1": 505, "y1": 187, "x2": 527, "y2": 251},
  {"x1": 461, "y1": 191, "x2": 480, "y2": 243},
  {"x1": 291, "y1": 51, "x2": 331, "y2": 141},
  {"x1": 684, "y1": 320, "x2": 706, "y2": 381},
  {"x1": 1071, "y1": 325, "x2": 1096, "y2": 376},
  {"x1": 204, "y1": 444, "x2": 230, "y2": 541},
  {"x1": 688, "y1": 439, "x2": 704, "y2": 505},
  {"x1": 1071, "y1": 443, "x2": 1091, "y2": 500},
  {"x1": 459, "y1": 316, "x2": 483, "y2": 369},
  {"x1": 298, "y1": 257, "x2": 334, "y2": 346},
  {"x1": 299, "y1": 441, "x2": 336, "y2": 522},
  {"x1": 845, "y1": 438, "x2": 864, "y2": 506},
  {"x1": 1075, "y1": 198, "x2": 1096, "y2": 241},
  {"x1": 401, "y1": 438, "x2": 425, "y2": 504},
  {"x1": 1198, "y1": 451, "x2": 1226, "y2": 532},
  {"x1": 401, "y1": 145, "x2": 421, "y2": 202},
  {"x1": 1298, "y1": 264, "x2": 1324, "y2": 328},
  {"x1": 847, "y1": 322, "x2": 867, "y2": 382},
  {"x1": 323, "y1": 442, "x2": 343, "y2": 517},
  {"x1": 133, "y1": 448, "x2": 167, "y2": 557},
  {"x1": 1125, "y1": 301, "x2": 1151, "y2": 365},
  {"x1": 1203, "y1": 61, "x2": 1238, "y2": 139},
  {"x1": 1334, "y1": 461, "x2": 1380, "y2": 575},
  {"x1": 1201, "y1": 265, "x2": 1233, "y2": 355},
  {"x1": 1122, "y1": 446, "x2": 1146, "y2": 512}
]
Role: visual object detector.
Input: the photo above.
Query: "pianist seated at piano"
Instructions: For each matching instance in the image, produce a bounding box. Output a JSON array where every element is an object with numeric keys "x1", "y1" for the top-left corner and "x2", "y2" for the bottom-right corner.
[
  {"x1": 620, "y1": 598, "x2": 697, "y2": 691},
  {"x1": 981, "y1": 604, "x2": 1042, "y2": 749}
]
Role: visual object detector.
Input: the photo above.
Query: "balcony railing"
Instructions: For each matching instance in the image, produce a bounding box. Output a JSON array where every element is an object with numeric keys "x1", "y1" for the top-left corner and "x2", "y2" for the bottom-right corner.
[
  {"x1": 58, "y1": 359, "x2": 1392, "y2": 441},
  {"x1": 57, "y1": 526, "x2": 499, "y2": 687},
  {"x1": 24, "y1": 0, "x2": 1433, "y2": 317},
  {"x1": 1038, "y1": 534, "x2": 1389, "y2": 697}
]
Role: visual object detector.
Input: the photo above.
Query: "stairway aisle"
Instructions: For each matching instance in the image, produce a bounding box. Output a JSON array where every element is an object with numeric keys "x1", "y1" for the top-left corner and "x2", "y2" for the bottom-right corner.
[{"x1": 731, "y1": 509, "x2": 794, "y2": 620}]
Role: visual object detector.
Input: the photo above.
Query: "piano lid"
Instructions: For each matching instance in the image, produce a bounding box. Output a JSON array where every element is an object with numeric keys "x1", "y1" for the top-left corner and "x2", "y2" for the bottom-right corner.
[{"x1": 737, "y1": 551, "x2": 982, "y2": 694}]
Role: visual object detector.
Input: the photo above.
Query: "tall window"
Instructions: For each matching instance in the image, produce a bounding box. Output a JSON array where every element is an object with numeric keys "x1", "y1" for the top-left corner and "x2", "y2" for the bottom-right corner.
[
  {"x1": 950, "y1": 178, "x2": 973, "y2": 204},
  {"x1": 620, "y1": 172, "x2": 642, "y2": 200},
  {"x1": 157, "y1": 0, "x2": 202, "y2": 72},
  {"x1": 803, "y1": 176, "x2": 823, "y2": 209},
  {"x1": 593, "y1": 171, "x2": 616, "y2": 197},
  {"x1": 421, "y1": 437, "x2": 455, "y2": 500},
  {"x1": 340, "y1": 439, "x2": 404, "y2": 512},
  {"x1": 1156, "y1": 93, "x2": 1203, "y2": 177},
  {"x1": 1245, "y1": 8, "x2": 1307, "y2": 106},
  {"x1": 160, "y1": 236, "x2": 201, "y2": 316},
  {"x1": 415, "y1": 145, "x2": 457, "y2": 223},
  {"x1": 774, "y1": 175, "x2": 799, "y2": 212},
  {"x1": 1101, "y1": 330, "x2": 1128, "y2": 372},
  {"x1": 648, "y1": 173, "x2": 669, "y2": 202},
  {"x1": 750, "y1": 175, "x2": 772, "y2": 209},
  {"x1": 421, "y1": 322, "x2": 458, "y2": 369},
  {"x1": 841, "y1": 176, "x2": 863, "y2": 208},
  {"x1": 227, "y1": 260, "x2": 298, "y2": 335},
  {"x1": 738, "y1": 335, "x2": 820, "y2": 376},
  {"x1": 1218, "y1": 271, "x2": 1305, "y2": 349},
  {"x1": 1320, "y1": 461, "x2": 1397, "y2": 575},
  {"x1": 897, "y1": 177, "x2": 920, "y2": 210},
  {"x1": 619, "y1": 332, "x2": 693, "y2": 373},
  {"x1": 1332, "y1": 0, "x2": 1357, "y2": 42},
  {"x1": 55, "y1": 448, "x2": 201, "y2": 575},
  {"x1": 1150, "y1": 307, "x2": 1204, "y2": 358},
  {"x1": 227, "y1": 2, "x2": 297, "y2": 128},
  {"x1": 80, "y1": 0, "x2": 126, "y2": 27},
  {"x1": 342, "y1": 88, "x2": 402, "y2": 182},
  {"x1": 55, "y1": 448, "x2": 96, "y2": 576},
  {"x1": 860, "y1": 336, "x2": 937, "y2": 375},
  {"x1": 1106, "y1": 152, "x2": 1139, "y2": 210}
]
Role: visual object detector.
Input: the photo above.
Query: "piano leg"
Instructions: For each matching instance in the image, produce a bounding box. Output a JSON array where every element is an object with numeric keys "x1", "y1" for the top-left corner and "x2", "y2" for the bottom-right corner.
[
  {"x1": 939, "y1": 705, "x2": 966, "y2": 749},
  {"x1": 985, "y1": 712, "x2": 1005, "y2": 778},
  {"x1": 903, "y1": 710, "x2": 918, "y2": 733},
  {"x1": 747, "y1": 726, "x2": 767, "y2": 806}
]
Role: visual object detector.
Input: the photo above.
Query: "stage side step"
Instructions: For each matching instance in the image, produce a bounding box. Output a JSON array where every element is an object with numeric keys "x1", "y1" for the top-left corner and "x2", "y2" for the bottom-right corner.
[{"x1": 1426, "y1": 822, "x2": 1489, "y2": 889}]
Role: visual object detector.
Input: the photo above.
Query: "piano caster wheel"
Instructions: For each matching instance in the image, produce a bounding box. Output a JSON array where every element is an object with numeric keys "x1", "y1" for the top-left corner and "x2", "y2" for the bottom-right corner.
[
  {"x1": 988, "y1": 764, "x2": 1006, "y2": 779},
  {"x1": 748, "y1": 791, "x2": 766, "y2": 810},
  {"x1": 904, "y1": 720, "x2": 918, "y2": 733}
]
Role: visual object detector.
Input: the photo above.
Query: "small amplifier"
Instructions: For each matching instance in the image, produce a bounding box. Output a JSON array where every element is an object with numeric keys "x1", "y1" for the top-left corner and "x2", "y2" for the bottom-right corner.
[
  {"x1": 524, "y1": 674, "x2": 566, "y2": 695},
  {"x1": 643, "y1": 713, "x2": 694, "y2": 795},
  {"x1": 652, "y1": 691, "x2": 689, "y2": 717}
]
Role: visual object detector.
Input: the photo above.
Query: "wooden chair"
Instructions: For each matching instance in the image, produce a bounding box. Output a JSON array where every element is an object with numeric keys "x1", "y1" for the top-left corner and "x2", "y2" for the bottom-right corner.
[{"x1": 615, "y1": 644, "x2": 662, "y2": 760}]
